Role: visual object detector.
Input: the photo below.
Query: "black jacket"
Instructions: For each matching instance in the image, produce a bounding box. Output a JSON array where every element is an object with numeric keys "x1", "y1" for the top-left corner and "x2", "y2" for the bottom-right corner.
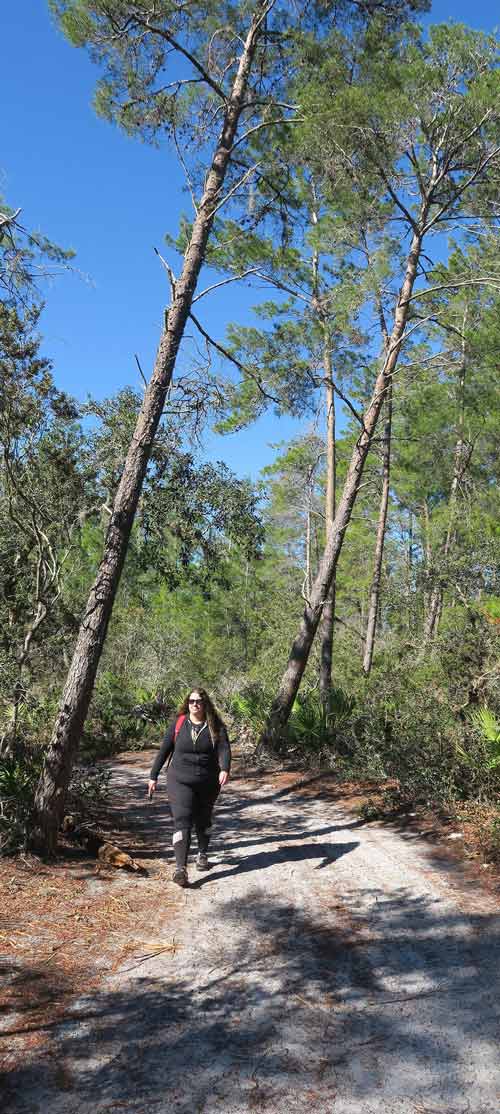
[{"x1": 150, "y1": 717, "x2": 231, "y2": 782}]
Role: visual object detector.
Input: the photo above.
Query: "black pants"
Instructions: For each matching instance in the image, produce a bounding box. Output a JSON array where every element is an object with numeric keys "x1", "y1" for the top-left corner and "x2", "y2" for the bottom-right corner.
[{"x1": 167, "y1": 771, "x2": 220, "y2": 870}]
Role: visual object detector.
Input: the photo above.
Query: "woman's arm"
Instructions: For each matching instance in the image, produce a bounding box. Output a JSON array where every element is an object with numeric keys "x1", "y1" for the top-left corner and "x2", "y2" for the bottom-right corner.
[
  {"x1": 149, "y1": 721, "x2": 176, "y2": 785},
  {"x1": 217, "y1": 725, "x2": 231, "y2": 786}
]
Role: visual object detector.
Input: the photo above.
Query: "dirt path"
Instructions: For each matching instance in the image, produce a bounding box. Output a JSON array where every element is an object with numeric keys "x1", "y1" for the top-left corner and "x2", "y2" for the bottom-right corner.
[{"x1": 3, "y1": 753, "x2": 500, "y2": 1113}]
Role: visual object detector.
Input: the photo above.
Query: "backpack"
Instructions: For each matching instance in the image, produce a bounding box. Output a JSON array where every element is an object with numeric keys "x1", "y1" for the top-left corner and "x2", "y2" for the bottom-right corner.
[
  {"x1": 165, "y1": 713, "x2": 187, "y2": 769},
  {"x1": 174, "y1": 713, "x2": 187, "y2": 740}
]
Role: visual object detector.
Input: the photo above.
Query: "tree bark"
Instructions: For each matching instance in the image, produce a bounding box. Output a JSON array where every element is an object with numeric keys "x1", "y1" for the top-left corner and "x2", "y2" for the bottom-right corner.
[
  {"x1": 424, "y1": 309, "x2": 469, "y2": 643},
  {"x1": 407, "y1": 508, "x2": 414, "y2": 633},
  {"x1": 32, "y1": 6, "x2": 267, "y2": 855},
  {"x1": 310, "y1": 190, "x2": 336, "y2": 704},
  {"x1": 304, "y1": 506, "x2": 312, "y2": 602},
  {"x1": 263, "y1": 227, "x2": 425, "y2": 742},
  {"x1": 423, "y1": 434, "x2": 469, "y2": 641},
  {"x1": 362, "y1": 379, "x2": 392, "y2": 675},
  {"x1": 319, "y1": 336, "x2": 336, "y2": 702}
]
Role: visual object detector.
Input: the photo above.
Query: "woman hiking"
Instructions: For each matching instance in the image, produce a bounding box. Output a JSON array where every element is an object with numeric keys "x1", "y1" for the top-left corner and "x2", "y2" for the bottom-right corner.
[{"x1": 147, "y1": 688, "x2": 231, "y2": 887}]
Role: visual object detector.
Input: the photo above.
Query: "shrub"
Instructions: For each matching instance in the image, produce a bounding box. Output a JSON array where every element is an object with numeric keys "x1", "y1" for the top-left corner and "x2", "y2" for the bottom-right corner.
[
  {"x1": 66, "y1": 763, "x2": 112, "y2": 819},
  {"x1": 83, "y1": 671, "x2": 163, "y2": 757},
  {"x1": 0, "y1": 747, "x2": 112, "y2": 853},
  {"x1": 0, "y1": 750, "x2": 43, "y2": 852},
  {"x1": 452, "y1": 707, "x2": 500, "y2": 800},
  {"x1": 227, "y1": 683, "x2": 270, "y2": 738},
  {"x1": 469, "y1": 707, "x2": 500, "y2": 769},
  {"x1": 287, "y1": 686, "x2": 356, "y2": 763},
  {"x1": 343, "y1": 644, "x2": 500, "y2": 806}
]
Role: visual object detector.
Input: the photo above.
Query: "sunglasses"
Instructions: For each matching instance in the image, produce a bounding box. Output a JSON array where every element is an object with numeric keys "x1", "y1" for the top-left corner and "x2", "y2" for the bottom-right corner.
[{"x1": 189, "y1": 698, "x2": 204, "y2": 705}]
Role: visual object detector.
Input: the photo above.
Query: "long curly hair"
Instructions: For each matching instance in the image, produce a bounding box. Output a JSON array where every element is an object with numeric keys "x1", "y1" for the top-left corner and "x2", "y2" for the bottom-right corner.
[{"x1": 178, "y1": 687, "x2": 224, "y2": 746}]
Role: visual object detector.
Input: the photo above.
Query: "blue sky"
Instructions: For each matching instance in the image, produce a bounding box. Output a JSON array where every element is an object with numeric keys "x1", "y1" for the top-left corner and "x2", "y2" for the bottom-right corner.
[{"x1": 2, "y1": 1, "x2": 498, "y2": 479}]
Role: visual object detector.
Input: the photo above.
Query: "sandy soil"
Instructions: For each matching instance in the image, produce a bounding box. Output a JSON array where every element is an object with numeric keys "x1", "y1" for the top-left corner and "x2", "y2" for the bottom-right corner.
[{"x1": 2, "y1": 752, "x2": 499, "y2": 1113}]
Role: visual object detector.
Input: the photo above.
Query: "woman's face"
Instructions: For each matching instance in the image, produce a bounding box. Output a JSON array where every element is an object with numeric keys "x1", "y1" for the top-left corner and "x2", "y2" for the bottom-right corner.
[{"x1": 188, "y1": 691, "x2": 205, "y2": 719}]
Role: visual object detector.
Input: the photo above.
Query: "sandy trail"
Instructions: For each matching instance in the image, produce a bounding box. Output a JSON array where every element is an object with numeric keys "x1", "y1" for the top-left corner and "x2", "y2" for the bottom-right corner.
[{"x1": 4, "y1": 756, "x2": 500, "y2": 1113}]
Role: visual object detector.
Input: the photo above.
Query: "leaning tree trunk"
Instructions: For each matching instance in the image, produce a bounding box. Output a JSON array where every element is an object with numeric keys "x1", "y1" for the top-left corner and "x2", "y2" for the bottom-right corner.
[
  {"x1": 32, "y1": 8, "x2": 267, "y2": 855},
  {"x1": 363, "y1": 379, "x2": 392, "y2": 675},
  {"x1": 424, "y1": 311, "x2": 469, "y2": 644},
  {"x1": 319, "y1": 334, "x2": 336, "y2": 702},
  {"x1": 304, "y1": 506, "x2": 312, "y2": 602},
  {"x1": 407, "y1": 509, "x2": 414, "y2": 633},
  {"x1": 263, "y1": 226, "x2": 425, "y2": 742},
  {"x1": 309, "y1": 197, "x2": 337, "y2": 704},
  {"x1": 423, "y1": 433, "x2": 469, "y2": 642}
]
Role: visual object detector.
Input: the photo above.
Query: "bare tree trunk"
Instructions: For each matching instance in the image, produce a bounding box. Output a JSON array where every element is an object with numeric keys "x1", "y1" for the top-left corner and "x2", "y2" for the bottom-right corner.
[
  {"x1": 263, "y1": 227, "x2": 425, "y2": 742},
  {"x1": 243, "y1": 558, "x2": 250, "y2": 671},
  {"x1": 424, "y1": 311, "x2": 469, "y2": 644},
  {"x1": 319, "y1": 340, "x2": 336, "y2": 702},
  {"x1": 32, "y1": 8, "x2": 267, "y2": 854},
  {"x1": 363, "y1": 379, "x2": 392, "y2": 675},
  {"x1": 423, "y1": 435, "x2": 469, "y2": 641},
  {"x1": 421, "y1": 499, "x2": 432, "y2": 624},
  {"x1": 305, "y1": 507, "x2": 312, "y2": 602},
  {"x1": 407, "y1": 509, "x2": 413, "y2": 632},
  {"x1": 310, "y1": 189, "x2": 337, "y2": 704}
]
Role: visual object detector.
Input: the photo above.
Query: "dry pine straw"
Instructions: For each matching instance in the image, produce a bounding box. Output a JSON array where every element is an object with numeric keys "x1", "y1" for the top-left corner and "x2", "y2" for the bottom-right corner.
[{"x1": 0, "y1": 851, "x2": 181, "y2": 1072}]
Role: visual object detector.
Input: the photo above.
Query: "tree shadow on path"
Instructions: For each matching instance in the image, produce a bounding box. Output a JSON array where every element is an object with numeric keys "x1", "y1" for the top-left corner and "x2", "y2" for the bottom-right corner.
[
  {"x1": 190, "y1": 839, "x2": 360, "y2": 886},
  {"x1": 3, "y1": 884, "x2": 499, "y2": 1114},
  {"x1": 5, "y1": 759, "x2": 498, "y2": 1113}
]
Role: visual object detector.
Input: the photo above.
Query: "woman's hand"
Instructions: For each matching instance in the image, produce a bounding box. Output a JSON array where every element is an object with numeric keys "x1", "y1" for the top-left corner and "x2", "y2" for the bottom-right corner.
[
  {"x1": 219, "y1": 770, "x2": 229, "y2": 788},
  {"x1": 147, "y1": 779, "x2": 157, "y2": 799}
]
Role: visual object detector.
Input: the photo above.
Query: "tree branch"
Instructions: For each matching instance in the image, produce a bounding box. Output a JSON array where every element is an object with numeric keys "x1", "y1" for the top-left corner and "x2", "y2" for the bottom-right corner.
[
  {"x1": 401, "y1": 277, "x2": 500, "y2": 306},
  {"x1": 172, "y1": 119, "x2": 199, "y2": 216},
  {"x1": 334, "y1": 615, "x2": 365, "y2": 642},
  {"x1": 134, "y1": 354, "x2": 148, "y2": 387},
  {"x1": 230, "y1": 115, "x2": 301, "y2": 154},
  {"x1": 211, "y1": 160, "x2": 262, "y2": 215},
  {"x1": 253, "y1": 269, "x2": 311, "y2": 303},
  {"x1": 192, "y1": 268, "x2": 259, "y2": 304},
  {"x1": 375, "y1": 165, "x2": 419, "y2": 233},
  {"x1": 424, "y1": 144, "x2": 500, "y2": 236},
  {"x1": 188, "y1": 310, "x2": 281, "y2": 404},
  {"x1": 0, "y1": 207, "x2": 22, "y2": 231},
  {"x1": 135, "y1": 19, "x2": 227, "y2": 101},
  {"x1": 154, "y1": 247, "x2": 177, "y2": 300}
]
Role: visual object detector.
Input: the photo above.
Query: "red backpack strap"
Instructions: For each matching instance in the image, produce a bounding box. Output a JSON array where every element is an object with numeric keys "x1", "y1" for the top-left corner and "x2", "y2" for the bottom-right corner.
[
  {"x1": 174, "y1": 713, "x2": 186, "y2": 741},
  {"x1": 166, "y1": 714, "x2": 186, "y2": 770}
]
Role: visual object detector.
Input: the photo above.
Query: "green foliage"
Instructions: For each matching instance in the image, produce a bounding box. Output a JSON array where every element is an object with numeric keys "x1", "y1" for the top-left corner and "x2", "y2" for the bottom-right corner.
[
  {"x1": 288, "y1": 686, "x2": 355, "y2": 759},
  {"x1": 4, "y1": 4, "x2": 500, "y2": 847},
  {"x1": 84, "y1": 387, "x2": 264, "y2": 591},
  {"x1": 66, "y1": 763, "x2": 112, "y2": 816},
  {"x1": 83, "y1": 671, "x2": 160, "y2": 758},
  {"x1": 0, "y1": 192, "x2": 74, "y2": 309},
  {"x1": 228, "y1": 685, "x2": 270, "y2": 737},
  {"x1": 49, "y1": 0, "x2": 310, "y2": 148},
  {"x1": 357, "y1": 798, "x2": 383, "y2": 821},
  {"x1": 340, "y1": 634, "x2": 500, "y2": 805},
  {"x1": 0, "y1": 747, "x2": 111, "y2": 852},
  {"x1": 481, "y1": 598, "x2": 500, "y2": 622},
  {"x1": 470, "y1": 706, "x2": 500, "y2": 746},
  {"x1": 0, "y1": 302, "x2": 95, "y2": 748},
  {"x1": 0, "y1": 752, "x2": 42, "y2": 852},
  {"x1": 467, "y1": 707, "x2": 500, "y2": 770}
]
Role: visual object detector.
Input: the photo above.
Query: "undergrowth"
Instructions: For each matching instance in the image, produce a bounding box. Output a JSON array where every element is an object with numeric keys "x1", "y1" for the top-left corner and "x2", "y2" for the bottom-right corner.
[{"x1": 0, "y1": 746, "x2": 111, "y2": 854}]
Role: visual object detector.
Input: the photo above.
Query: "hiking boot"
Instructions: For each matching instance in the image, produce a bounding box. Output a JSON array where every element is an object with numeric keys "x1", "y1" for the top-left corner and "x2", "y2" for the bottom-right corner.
[
  {"x1": 196, "y1": 852, "x2": 211, "y2": 871},
  {"x1": 172, "y1": 868, "x2": 188, "y2": 887}
]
